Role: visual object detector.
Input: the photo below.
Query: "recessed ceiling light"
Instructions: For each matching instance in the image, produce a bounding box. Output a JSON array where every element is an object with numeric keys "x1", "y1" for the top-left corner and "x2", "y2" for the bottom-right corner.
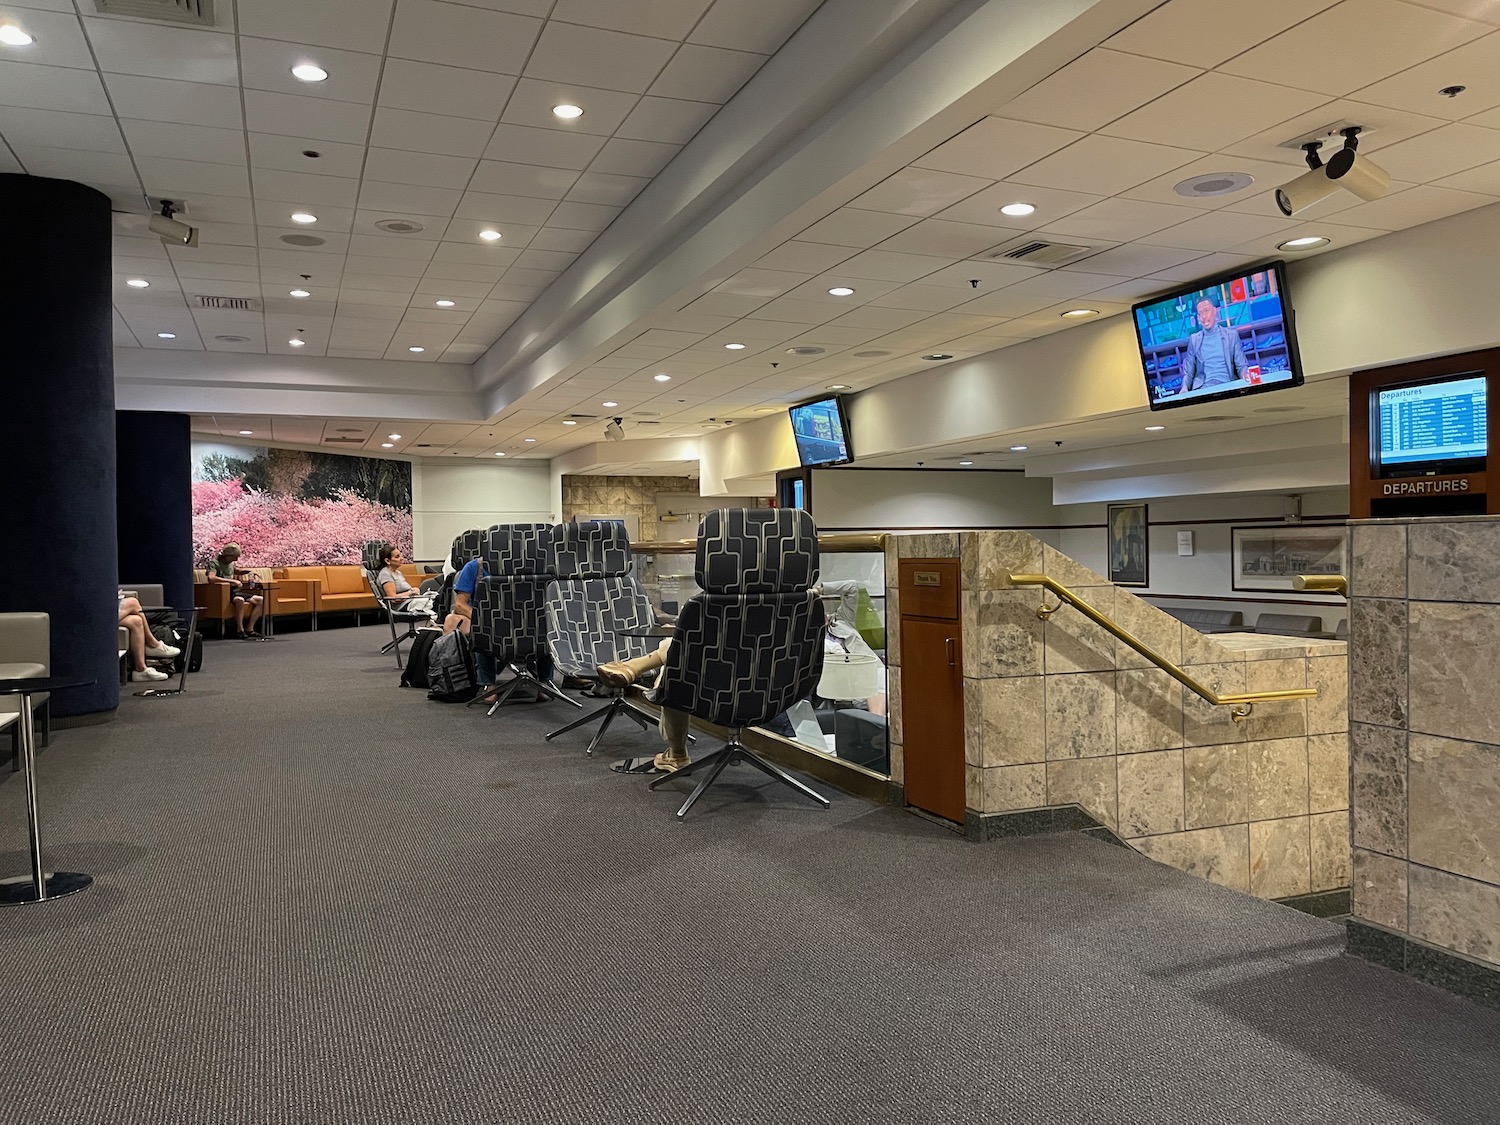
[
  {"x1": 552, "y1": 103, "x2": 584, "y2": 120},
  {"x1": 827, "y1": 286, "x2": 855, "y2": 297},
  {"x1": 524, "y1": 437, "x2": 537, "y2": 442},
  {"x1": 494, "y1": 451, "x2": 506, "y2": 456},
  {"x1": 288, "y1": 338, "x2": 305, "y2": 347},
  {"x1": 381, "y1": 442, "x2": 394, "y2": 448},
  {"x1": 724, "y1": 342, "x2": 746, "y2": 350},
  {"x1": 562, "y1": 420, "x2": 578, "y2": 425},
  {"x1": 289, "y1": 288, "x2": 310, "y2": 298},
  {"x1": 1061, "y1": 308, "x2": 1098, "y2": 319},
  {"x1": 826, "y1": 384, "x2": 850, "y2": 390},
  {"x1": 1145, "y1": 425, "x2": 1165, "y2": 432},
  {"x1": 408, "y1": 346, "x2": 425, "y2": 353},
  {"x1": 126, "y1": 278, "x2": 150, "y2": 288},
  {"x1": 156, "y1": 332, "x2": 176, "y2": 339},
  {"x1": 478, "y1": 229, "x2": 503, "y2": 241},
  {"x1": 602, "y1": 400, "x2": 619, "y2": 407},
  {"x1": 653, "y1": 373, "x2": 672, "y2": 382},
  {"x1": 1278, "y1": 235, "x2": 1329, "y2": 251},
  {"x1": 239, "y1": 430, "x2": 254, "y2": 436},
  {"x1": 290, "y1": 212, "x2": 318, "y2": 224},
  {"x1": 435, "y1": 299, "x2": 456, "y2": 308},
  {"x1": 0, "y1": 25, "x2": 34, "y2": 46},
  {"x1": 388, "y1": 433, "x2": 401, "y2": 440},
  {"x1": 1009, "y1": 445, "x2": 1028, "y2": 452},
  {"x1": 999, "y1": 202, "x2": 1035, "y2": 217},
  {"x1": 291, "y1": 63, "x2": 328, "y2": 82},
  {"x1": 923, "y1": 353, "x2": 953, "y2": 361},
  {"x1": 958, "y1": 460, "x2": 974, "y2": 466}
]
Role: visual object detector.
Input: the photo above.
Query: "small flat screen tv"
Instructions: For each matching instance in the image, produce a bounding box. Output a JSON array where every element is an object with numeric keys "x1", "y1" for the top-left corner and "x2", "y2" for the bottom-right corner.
[
  {"x1": 789, "y1": 395, "x2": 852, "y2": 467},
  {"x1": 1133, "y1": 261, "x2": 1304, "y2": 411},
  {"x1": 1375, "y1": 373, "x2": 1488, "y2": 478}
]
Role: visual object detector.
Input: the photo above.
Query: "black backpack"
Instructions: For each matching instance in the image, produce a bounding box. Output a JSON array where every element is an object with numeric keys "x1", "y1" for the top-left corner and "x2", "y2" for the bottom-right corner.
[
  {"x1": 426, "y1": 630, "x2": 478, "y2": 703},
  {"x1": 400, "y1": 629, "x2": 439, "y2": 689}
]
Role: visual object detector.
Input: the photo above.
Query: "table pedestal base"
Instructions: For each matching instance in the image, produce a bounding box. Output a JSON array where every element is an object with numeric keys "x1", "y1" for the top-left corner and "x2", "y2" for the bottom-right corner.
[
  {"x1": 0, "y1": 871, "x2": 93, "y2": 905},
  {"x1": 134, "y1": 687, "x2": 186, "y2": 698}
]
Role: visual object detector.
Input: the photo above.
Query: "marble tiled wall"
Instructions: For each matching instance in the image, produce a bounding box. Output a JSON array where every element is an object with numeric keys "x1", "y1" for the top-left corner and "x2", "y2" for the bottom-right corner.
[
  {"x1": 560, "y1": 475, "x2": 700, "y2": 534},
  {"x1": 888, "y1": 530, "x2": 1350, "y2": 901},
  {"x1": 1349, "y1": 517, "x2": 1500, "y2": 969}
]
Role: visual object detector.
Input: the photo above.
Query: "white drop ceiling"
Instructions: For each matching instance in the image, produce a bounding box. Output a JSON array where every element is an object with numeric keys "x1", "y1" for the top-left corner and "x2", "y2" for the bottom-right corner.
[{"x1": 6, "y1": 0, "x2": 1500, "y2": 465}]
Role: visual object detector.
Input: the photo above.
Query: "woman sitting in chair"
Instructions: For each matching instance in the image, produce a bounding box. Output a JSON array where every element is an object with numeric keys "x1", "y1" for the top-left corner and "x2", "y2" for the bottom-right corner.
[{"x1": 376, "y1": 546, "x2": 435, "y2": 619}]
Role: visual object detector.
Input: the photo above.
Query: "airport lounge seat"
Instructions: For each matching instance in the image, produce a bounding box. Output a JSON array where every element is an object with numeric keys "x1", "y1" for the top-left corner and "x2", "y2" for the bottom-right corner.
[
  {"x1": 1162, "y1": 607, "x2": 1244, "y2": 633},
  {"x1": 1253, "y1": 612, "x2": 1324, "y2": 637}
]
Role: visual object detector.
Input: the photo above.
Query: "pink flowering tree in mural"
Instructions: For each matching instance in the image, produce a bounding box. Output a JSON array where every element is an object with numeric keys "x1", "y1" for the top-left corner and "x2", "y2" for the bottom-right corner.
[{"x1": 192, "y1": 478, "x2": 414, "y2": 568}]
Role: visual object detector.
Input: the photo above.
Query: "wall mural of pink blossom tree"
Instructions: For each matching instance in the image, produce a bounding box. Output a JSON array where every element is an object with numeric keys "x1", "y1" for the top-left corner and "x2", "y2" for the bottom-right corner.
[{"x1": 191, "y1": 443, "x2": 414, "y2": 568}]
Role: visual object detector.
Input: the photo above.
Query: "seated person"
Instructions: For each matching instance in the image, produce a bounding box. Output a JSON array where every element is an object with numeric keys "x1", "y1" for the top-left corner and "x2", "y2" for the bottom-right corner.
[
  {"x1": 119, "y1": 592, "x2": 179, "y2": 682},
  {"x1": 206, "y1": 543, "x2": 264, "y2": 639},
  {"x1": 375, "y1": 546, "x2": 436, "y2": 619},
  {"x1": 443, "y1": 555, "x2": 495, "y2": 690}
]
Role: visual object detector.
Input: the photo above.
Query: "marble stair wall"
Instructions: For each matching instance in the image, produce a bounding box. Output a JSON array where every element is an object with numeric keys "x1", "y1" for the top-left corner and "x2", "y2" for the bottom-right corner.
[
  {"x1": 887, "y1": 530, "x2": 1350, "y2": 901},
  {"x1": 1348, "y1": 517, "x2": 1500, "y2": 971}
]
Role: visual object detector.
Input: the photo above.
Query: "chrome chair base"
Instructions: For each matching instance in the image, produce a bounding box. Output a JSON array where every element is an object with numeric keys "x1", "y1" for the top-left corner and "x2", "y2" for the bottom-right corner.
[
  {"x1": 648, "y1": 730, "x2": 829, "y2": 819},
  {"x1": 479, "y1": 664, "x2": 585, "y2": 716}
]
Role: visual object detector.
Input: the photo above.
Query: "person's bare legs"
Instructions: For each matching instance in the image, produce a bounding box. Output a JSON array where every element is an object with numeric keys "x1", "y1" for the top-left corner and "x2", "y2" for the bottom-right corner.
[
  {"x1": 443, "y1": 612, "x2": 471, "y2": 635},
  {"x1": 246, "y1": 594, "x2": 264, "y2": 632},
  {"x1": 122, "y1": 612, "x2": 148, "y2": 672},
  {"x1": 120, "y1": 598, "x2": 167, "y2": 650},
  {"x1": 232, "y1": 596, "x2": 248, "y2": 635}
]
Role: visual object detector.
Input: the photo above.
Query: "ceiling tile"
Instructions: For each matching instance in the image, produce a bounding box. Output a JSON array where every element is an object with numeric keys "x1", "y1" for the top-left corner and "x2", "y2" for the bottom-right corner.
[
  {"x1": 1121, "y1": 155, "x2": 1309, "y2": 211},
  {"x1": 530, "y1": 227, "x2": 597, "y2": 252},
  {"x1": 363, "y1": 147, "x2": 481, "y2": 190},
  {"x1": 238, "y1": 37, "x2": 382, "y2": 104},
  {"x1": 1219, "y1": 0, "x2": 1489, "y2": 97},
  {"x1": 501, "y1": 77, "x2": 640, "y2": 136},
  {"x1": 714, "y1": 268, "x2": 808, "y2": 297},
  {"x1": 376, "y1": 58, "x2": 517, "y2": 122},
  {"x1": 455, "y1": 191, "x2": 558, "y2": 225},
  {"x1": 1037, "y1": 197, "x2": 1204, "y2": 242},
  {"x1": 1102, "y1": 72, "x2": 1327, "y2": 149},
  {"x1": 557, "y1": 0, "x2": 715, "y2": 37},
  {"x1": 443, "y1": 217, "x2": 539, "y2": 246},
  {"x1": 249, "y1": 132, "x2": 367, "y2": 178},
  {"x1": 0, "y1": 61, "x2": 111, "y2": 115},
  {"x1": 1062, "y1": 242, "x2": 1206, "y2": 278},
  {"x1": 0, "y1": 106, "x2": 124, "y2": 153},
  {"x1": 370, "y1": 107, "x2": 495, "y2": 158},
  {"x1": 468, "y1": 160, "x2": 579, "y2": 198},
  {"x1": 1320, "y1": 181, "x2": 1495, "y2": 228},
  {"x1": 616, "y1": 96, "x2": 717, "y2": 144},
  {"x1": 932, "y1": 180, "x2": 1102, "y2": 229},
  {"x1": 1145, "y1": 209, "x2": 1296, "y2": 251},
  {"x1": 798, "y1": 208, "x2": 919, "y2": 248},
  {"x1": 915, "y1": 259, "x2": 1048, "y2": 290},
  {"x1": 524, "y1": 21, "x2": 677, "y2": 94},
  {"x1": 589, "y1": 136, "x2": 679, "y2": 177},
  {"x1": 914, "y1": 116, "x2": 1083, "y2": 181},
  {"x1": 874, "y1": 219, "x2": 1011, "y2": 258},
  {"x1": 1221, "y1": 100, "x2": 1449, "y2": 166},
  {"x1": 999, "y1": 48, "x2": 1198, "y2": 132},
  {"x1": 257, "y1": 200, "x2": 358, "y2": 232},
  {"x1": 254, "y1": 167, "x2": 361, "y2": 206},
  {"x1": 649, "y1": 43, "x2": 764, "y2": 103},
  {"x1": 389, "y1": 0, "x2": 542, "y2": 74},
  {"x1": 0, "y1": 7, "x2": 94, "y2": 69},
  {"x1": 359, "y1": 180, "x2": 463, "y2": 214},
  {"x1": 690, "y1": 0, "x2": 821, "y2": 54},
  {"x1": 542, "y1": 200, "x2": 620, "y2": 231},
  {"x1": 238, "y1": 0, "x2": 397, "y2": 54},
  {"x1": 83, "y1": 17, "x2": 239, "y2": 85},
  {"x1": 833, "y1": 249, "x2": 951, "y2": 283},
  {"x1": 1105, "y1": 0, "x2": 1341, "y2": 69},
  {"x1": 1374, "y1": 121, "x2": 1500, "y2": 180},
  {"x1": 1353, "y1": 29, "x2": 1500, "y2": 120},
  {"x1": 137, "y1": 155, "x2": 250, "y2": 197},
  {"x1": 1403, "y1": 0, "x2": 1500, "y2": 23},
  {"x1": 1434, "y1": 156, "x2": 1500, "y2": 193},
  {"x1": 755, "y1": 241, "x2": 858, "y2": 273},
  {"x1": 848, "y1": 168, "x2": 992, "y2": 217},
  {"x1": 430, "y1": 240, "x2": 522, "y2": 266},
  {"x1": 1146, "y1": 251, "x2": 1265, "y2": 282},
  {"x1": 244, "y1": 90, "x2": 373, "y2": 143},
  {"x1": 177, "y1": 193, "x2": 256, "y2": 224},
  {"x1": 1008, "y1": 134, "x2": 1203, "y2": 195},
  {"x1": 565, "y1": 171, "x2": 649, "y2": 206},
  {"x1": 484, "y1": 122, "x2": 606, "y2": 168}
]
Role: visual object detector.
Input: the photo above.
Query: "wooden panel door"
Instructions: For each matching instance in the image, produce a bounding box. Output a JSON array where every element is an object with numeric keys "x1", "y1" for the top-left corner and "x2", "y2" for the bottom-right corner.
[{"x1": 900, "y1": 558, "x2": 965, "y2": 823}]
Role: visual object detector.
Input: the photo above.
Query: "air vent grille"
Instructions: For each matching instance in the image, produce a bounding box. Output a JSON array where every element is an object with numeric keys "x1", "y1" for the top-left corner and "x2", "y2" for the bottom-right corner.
[
  {"x1": 94, "y1": 0, "x2": 215, "y2": 26},
  {"x1": 197, "y1": 295, "x2": 261, "y2": 311},
  {"x1": 990, "y1": 237, "x2": 1096, "y2": 266},
  {"x1": 323, "y1": 436, "x2": 364, "y2": 444}
]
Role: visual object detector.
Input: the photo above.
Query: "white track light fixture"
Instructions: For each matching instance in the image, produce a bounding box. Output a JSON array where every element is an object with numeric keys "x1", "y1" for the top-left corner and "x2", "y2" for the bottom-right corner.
[
  {"x1": 604, "y1": 417, "x2": 625, "y2": 442},
  {"x1": 1275, "y1": 142, "x2": 1340, "y2": 218},
  {"x1": 1324, "y1": 126, "x2": 1391, "y2": 202},
  {"x1": 149, "y1": 199, "x2": 199, "y2": 247}
]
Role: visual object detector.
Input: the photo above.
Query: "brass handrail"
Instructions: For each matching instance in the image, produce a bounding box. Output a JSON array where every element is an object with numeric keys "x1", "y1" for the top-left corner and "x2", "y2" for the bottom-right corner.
[
  {"x1": 1292, "y1": 574, "x2": 1348, "y2": 596},
  {"x1": 1007, "y1": 573, "x2": 1317, "y2": 722}
]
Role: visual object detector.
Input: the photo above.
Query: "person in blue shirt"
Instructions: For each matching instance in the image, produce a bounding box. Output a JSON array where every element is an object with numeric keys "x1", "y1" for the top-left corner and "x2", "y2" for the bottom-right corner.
[
  {"x1": 1179, "y1": 297, "x2": 1249, "y2": 393},
  {"x1": 444, "y1": 556, "x2": 494, "y2": 688}
]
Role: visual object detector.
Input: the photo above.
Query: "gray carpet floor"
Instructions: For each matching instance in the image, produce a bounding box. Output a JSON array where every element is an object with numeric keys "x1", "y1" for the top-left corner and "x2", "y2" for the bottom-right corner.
[{"x1": 0, "y1": 627, "x2": 1497, "y2": 1124}]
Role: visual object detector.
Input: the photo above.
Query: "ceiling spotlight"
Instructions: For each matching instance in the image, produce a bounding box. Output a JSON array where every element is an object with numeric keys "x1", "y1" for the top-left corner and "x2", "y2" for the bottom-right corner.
[
  {"x1": 524, "y1": 437, "x2": 537, "y2": 442},
  {"x1": 289, "y1": 338, "x2": 306, "y2": 347},
  {"x1": 126, "y1": 278, "x2": 150, "y2": 288},
  {"x1": 381, "y1": 442, "x2": 394, "y2": 448},
  {"x1": 1278, "y1": 236, "x2": 1329, "y2": 251},
  {"x1": 0, "y1": 24, "x2": 34, "y2": 46},
  {"x1": 604, "y1": 417, "x2": 625, "y2": 442},
  {"x1": 1274, "y1": 141, "x2": 1340, "y2": 218},
  {"x1": 1324, "y1": 126, "x2": 1390, "y2": 202},
  {"x1": 1060, "y1": 308, "x2": 1098, "y2": 319},
  {"x1": 478, "y1": 229, "x2": 503, "y2": 241},
  {"x1": 290, "y1": 212, "x2": 318, "y2": 224},
  {"x1": 239, "y1": 430, "x2": 254, "y2": 435},
  {"x1": 923, "y1": 353, "x2": 953, "y2": 361},
  {"x1": 958, "y1": 460, "x2": 974, "y2": 466},
  {"x1": 1009, "y1": 445, "x2": 1028, "y2": 452},
  {"x1": 291, "y1": 63, "x2": 328, "y2": 82},
  {"x1": 562, "y1": 419, "x2": 578, "y2": 425},
  {"x1": 724, "y1": 342, "x2": 746, "y2": 350},
  {"x1": 408, "y1": 346, "x2": 425, "y2": 353},
  {"x1": 1145, "y1": 425, "x2": 1165, "y2": 432},
  {"x1": 149, "y1": 200, "x2": 198, "y2": 247},
  {"x1": 388, "y1": 433, "x2": 401, "y2": 440},
  {"x1": 494, "y1": 451, "x2": 506, "y2": 457},
  {"x1": 999, "y1": 202, "x2": 1035, "y2": 217},
  {"x1": 435, "y1": 299, "x2": 456, "y2": 308},
  {"x1": 552, "y1": 104, "x2": 584, "y2": 120},
  {"x1": 828, "y1": 286, "x2": 855, "y2": 297},
  {"x1": 602, "y1": 400, "x2": 618, "y2": 408},
  {"x1": 290, "y1": 288, "x2": 310, "y2": 298},
  {"x1": 156, "y1": 332, "x2": 177, "y2": 339},
  {"x1": 653, "y1": 373, "x2": 672, "y2": 382},
  {"x1": 827, "y1": 384, "x2": 850, "y2": 391}
]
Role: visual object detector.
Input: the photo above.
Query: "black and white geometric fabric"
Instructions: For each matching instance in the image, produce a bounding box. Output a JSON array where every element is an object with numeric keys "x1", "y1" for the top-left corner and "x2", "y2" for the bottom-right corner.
[
  {"x1": 545, "y1": 522, "x2": 655, "y2": 679},
  {"x1": 437, "y1": 529, "x2": 482, "y2": 620},
  {"x1": 360, "y1": 539, "x2": 389, "y2": 573},
  {"x1": 658, "y1": 509, "x2": 825, "y2": 729},
  {"x1": 474, "y1": 523, "x2": 553, "y2": 662}
]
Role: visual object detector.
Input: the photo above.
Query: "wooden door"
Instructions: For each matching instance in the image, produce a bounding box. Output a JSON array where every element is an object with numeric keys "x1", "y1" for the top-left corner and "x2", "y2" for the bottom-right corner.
[{"x1": 899, "y1": 559, "x2": 964, "y2": 823}]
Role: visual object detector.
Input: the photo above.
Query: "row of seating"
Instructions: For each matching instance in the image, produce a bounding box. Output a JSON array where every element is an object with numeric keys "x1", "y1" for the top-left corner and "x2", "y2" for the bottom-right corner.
[
  {"x1": 194, "y1": 562, "x2": 430, "y2": 635},
  {"x1": 1161, "y1": 606, "x2": 1348, "y2": 639}
]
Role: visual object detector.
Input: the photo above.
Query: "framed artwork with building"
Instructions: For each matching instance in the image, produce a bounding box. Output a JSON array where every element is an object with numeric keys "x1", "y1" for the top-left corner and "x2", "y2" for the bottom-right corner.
[
  {"x1": 1106, "y1": 503, "x2": 1149, "y2": 587},
  {"x1": 1231, "y1": 525, "x2": 1348, "y2": 593}
]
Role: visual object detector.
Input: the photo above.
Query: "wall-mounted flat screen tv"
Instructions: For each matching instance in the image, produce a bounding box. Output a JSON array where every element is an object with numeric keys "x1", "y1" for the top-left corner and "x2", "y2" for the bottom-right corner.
[
  {"x1": 789, "y1": 395, "x2": 853, "y2": 467},
  {"x1": 1134, "y1": 261, "x2": 1304, "y2": 411},
  {"x1": 1375, "y1": 373, "x2": 1488, "y2": 478}
]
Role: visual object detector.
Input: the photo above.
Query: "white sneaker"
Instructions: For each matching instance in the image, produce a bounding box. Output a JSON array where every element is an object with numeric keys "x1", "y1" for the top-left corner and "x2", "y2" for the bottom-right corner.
[
  {"x1": 145, "y1": 642, "x2": 180, "y2": 658},
  {"x1": 130, "y1": 666, "x2": 169, "y2": 682}
]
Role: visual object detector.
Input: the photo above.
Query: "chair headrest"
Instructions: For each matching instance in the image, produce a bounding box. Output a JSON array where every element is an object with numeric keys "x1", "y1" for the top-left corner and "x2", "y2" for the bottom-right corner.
[
  {"x1": 361, "y1": 540, "x2": 389, "y2": 572},
  {"x1": 451, "y1": 529, "x2": 483, "y2": 569},
  {"x1": 695, "y1": 508, "x2": 819, "y2": 594},
  {"x1": 481, "y1": 523, "x2": 553, "y2": 575},
  {"x1": 551, "y1": 520, "x2": 632, "y2": 578}
]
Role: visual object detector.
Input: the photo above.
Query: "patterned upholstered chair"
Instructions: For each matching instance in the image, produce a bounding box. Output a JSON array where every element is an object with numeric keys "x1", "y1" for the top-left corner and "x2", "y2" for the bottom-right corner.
[
  {"x1": 435, "y1": 529, "x2": 483, "y2": 622},
  {"x1": 472, "y1": 524, "x2": 581, "y2": 716},
  {"x1": 648, "y1": 508, "x2": 830, "y2": 818},
  {"x1": 543, "y1": 521, "x2": 672, "y2": 756}
]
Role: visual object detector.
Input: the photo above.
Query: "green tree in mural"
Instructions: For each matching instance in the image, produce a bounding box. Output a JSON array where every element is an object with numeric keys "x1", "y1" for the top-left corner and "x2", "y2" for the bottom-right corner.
[
  {"x1": 302, "y1": 453, "x2": 412, "y2": 507},
  {"x1": 266, "y1": 448, "x2": 314, "y2": 497},
  {"x1": 196, "y1": 452, "x2": 256, "y2": 484}
]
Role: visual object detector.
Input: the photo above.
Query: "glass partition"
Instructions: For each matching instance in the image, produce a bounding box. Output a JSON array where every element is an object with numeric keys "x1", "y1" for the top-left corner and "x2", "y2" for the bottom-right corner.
[{"x1": 630, "y1": 534, "x2": 891, "y2": 778}]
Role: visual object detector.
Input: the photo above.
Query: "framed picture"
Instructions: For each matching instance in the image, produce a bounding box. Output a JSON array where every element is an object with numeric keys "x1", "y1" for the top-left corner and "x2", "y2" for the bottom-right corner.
[
  {"x1": 1106, "y1": 503, "x2": 1149, "y2": 587},
  {"x1": 1231, "y1": 525, "x2": 1348, "y2": 593}
]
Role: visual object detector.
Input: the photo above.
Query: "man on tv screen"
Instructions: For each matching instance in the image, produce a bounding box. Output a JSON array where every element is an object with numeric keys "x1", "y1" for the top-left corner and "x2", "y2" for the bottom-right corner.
[{"x1": 1180, "y1": 296, "x2": 1249, "y2": 394}]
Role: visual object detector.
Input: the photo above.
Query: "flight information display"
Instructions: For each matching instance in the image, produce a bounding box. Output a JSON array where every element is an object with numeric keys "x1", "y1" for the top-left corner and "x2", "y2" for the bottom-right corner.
[{"x1": 1377, "y1": 375, "x2": 1488, "y2": 470}]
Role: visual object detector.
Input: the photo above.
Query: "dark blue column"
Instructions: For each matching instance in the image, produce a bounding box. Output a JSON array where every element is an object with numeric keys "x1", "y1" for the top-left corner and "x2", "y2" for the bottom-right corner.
[
  {"x1": 117, "y1": 411, "x2": 193, "y2": 610},
  {"x1": 0, "y1": 174, "x2": 118, "y2": 717}
]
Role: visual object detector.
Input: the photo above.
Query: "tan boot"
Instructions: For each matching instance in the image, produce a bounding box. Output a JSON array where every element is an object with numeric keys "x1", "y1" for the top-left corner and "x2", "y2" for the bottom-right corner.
[
  {"x1": 595, "y1": 649, "x2": 665, "y2": 688},
  {"x1": 653, "y1": 751, "x2": 690, "y2": 772}
]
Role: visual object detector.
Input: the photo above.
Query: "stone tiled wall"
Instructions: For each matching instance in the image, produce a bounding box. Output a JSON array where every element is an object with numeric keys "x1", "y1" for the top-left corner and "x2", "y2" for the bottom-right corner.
[
  {"x1": 1349, "y1": 517, "x2": 1500, "y2": 969},
  {"x1": 887, "y1": 530, "x2": 1350, "y2": 901},
  {"x1": 560, "y1": 475, "x2": 700, "y2": 533}
]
